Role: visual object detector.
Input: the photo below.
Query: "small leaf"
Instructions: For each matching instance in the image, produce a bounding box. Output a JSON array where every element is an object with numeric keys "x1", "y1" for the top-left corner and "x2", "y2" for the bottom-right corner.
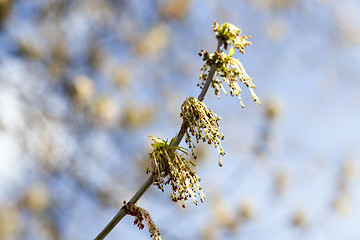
[{"x1": 228, "y1": 46, "x2": 235, "y2": 57}]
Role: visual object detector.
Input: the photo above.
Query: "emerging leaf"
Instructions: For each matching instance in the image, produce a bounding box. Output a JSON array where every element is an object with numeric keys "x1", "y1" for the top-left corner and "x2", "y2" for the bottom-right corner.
[
  {"x1": 228, "y1": 46, "x2": 235, "y2": 57},
  {"x1": 213, "y1": 20, "x2": 252, "y2": 53}
]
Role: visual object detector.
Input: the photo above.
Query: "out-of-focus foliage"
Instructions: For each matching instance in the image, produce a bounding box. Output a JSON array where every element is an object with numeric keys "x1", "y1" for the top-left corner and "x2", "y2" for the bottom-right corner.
[{"x1": 0, "y1": 0, "x2": 360, "y2": 240}]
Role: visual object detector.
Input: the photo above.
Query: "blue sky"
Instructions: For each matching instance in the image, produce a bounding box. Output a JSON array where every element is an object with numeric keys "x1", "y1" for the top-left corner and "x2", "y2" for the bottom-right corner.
[{"x1": 1, "y1": 0, "x2": 360, "y2": 239}]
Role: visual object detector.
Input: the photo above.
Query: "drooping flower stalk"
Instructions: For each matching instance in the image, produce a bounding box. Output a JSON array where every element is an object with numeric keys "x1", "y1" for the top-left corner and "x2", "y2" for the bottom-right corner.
[
  {"x1": 147, "y1": 135, "x2": 205, "y2": 207},
  {"x1": 180, "y1": 97, "x2": 225, "y2": 166},
  {"x1": 123, "y1": 201, "x2": 162, "y2": 240}
]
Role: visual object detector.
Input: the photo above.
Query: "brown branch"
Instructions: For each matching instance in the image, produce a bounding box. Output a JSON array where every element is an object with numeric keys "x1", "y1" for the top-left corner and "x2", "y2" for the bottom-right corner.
[{"x1": 94, "y1": 38, "x2": 223, "y2": 240}]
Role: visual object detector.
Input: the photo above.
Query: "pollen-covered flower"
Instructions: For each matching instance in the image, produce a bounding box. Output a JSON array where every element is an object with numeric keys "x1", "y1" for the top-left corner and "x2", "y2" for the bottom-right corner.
[
  {"x1": 147, "y1": 135, "x2": 205, "y2": 207},
  {"x1": 180, "y1": 97, "x2": 225, "y2": 166},
  {"x1": 123, "y1": 201, "x2": 162, "y2": 240}
]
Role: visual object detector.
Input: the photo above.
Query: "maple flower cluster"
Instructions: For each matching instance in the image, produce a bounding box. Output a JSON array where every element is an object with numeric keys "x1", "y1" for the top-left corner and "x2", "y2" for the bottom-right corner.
[
  {"x1": 198, "y1": 21, "x2": 260, "y2": 108},
  {"x1": 123, "y1": 201, "x2": 161, "y2": 240},
  {"x1": 180, "y1": 97, "x2": 225, "y2": 166},
  {"x1": 147, "y1": 135, "x2": 205, "y2": 207},
  {"x1": 213, "y1": 20, "x2": 251, "y2": 52}
]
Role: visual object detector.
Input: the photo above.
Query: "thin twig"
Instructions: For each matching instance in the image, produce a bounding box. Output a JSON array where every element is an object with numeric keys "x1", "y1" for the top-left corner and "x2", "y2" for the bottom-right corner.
[
  {"x1": 94, "y1": 176, "x2": 153, "y2": 240},
  {"x1": 94, "y1": 38, "x2": 222, "y2": 240},
  {"x1": 198, "y1": 39, "x2": 222, "y2": 102}
]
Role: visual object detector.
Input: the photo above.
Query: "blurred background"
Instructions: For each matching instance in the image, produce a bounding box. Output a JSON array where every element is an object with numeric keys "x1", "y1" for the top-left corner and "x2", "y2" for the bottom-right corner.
[{"x1": 1, "y1": 0, "x2": 360, "y2": 239}]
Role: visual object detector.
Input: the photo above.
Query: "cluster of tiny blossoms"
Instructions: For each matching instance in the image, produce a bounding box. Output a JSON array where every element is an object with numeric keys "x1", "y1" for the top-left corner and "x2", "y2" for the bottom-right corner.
[
  {"x1": 180, "y1": 97, "x2": 225, "y2": 166},
  {"x1": 147, "y1": 135, "x2": 205, "y2": 207},
  {"x1": 199, "y1": 48, "x2": 260, "y2": 107},
  {"x1": 213, "y1": 20, "x2": 251, "y2": 53},
  {"x1": 198, "y1": 21, "x2": 260, "y2": 108},
  {"x1": 123, "y1": 201, "x2": 161, "y2": 240}
]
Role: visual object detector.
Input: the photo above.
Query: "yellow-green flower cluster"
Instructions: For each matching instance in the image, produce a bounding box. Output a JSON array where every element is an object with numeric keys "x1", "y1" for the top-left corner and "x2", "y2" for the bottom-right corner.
[
  {"x1": 199, "y1": 48, "x2": 260, "y2": 107},
  {"x1": 123, "y1": 201, "x2": 162, "y2": 240},
  {"x1": 213, "y1": 20, "x2": 251, "y2": 53},
  {"x1": 180, "y1": 97, "x2": 225, "y2": 166},
  {"x1": 147, "y1": 135, "x2": 205, "y2": 207}
]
